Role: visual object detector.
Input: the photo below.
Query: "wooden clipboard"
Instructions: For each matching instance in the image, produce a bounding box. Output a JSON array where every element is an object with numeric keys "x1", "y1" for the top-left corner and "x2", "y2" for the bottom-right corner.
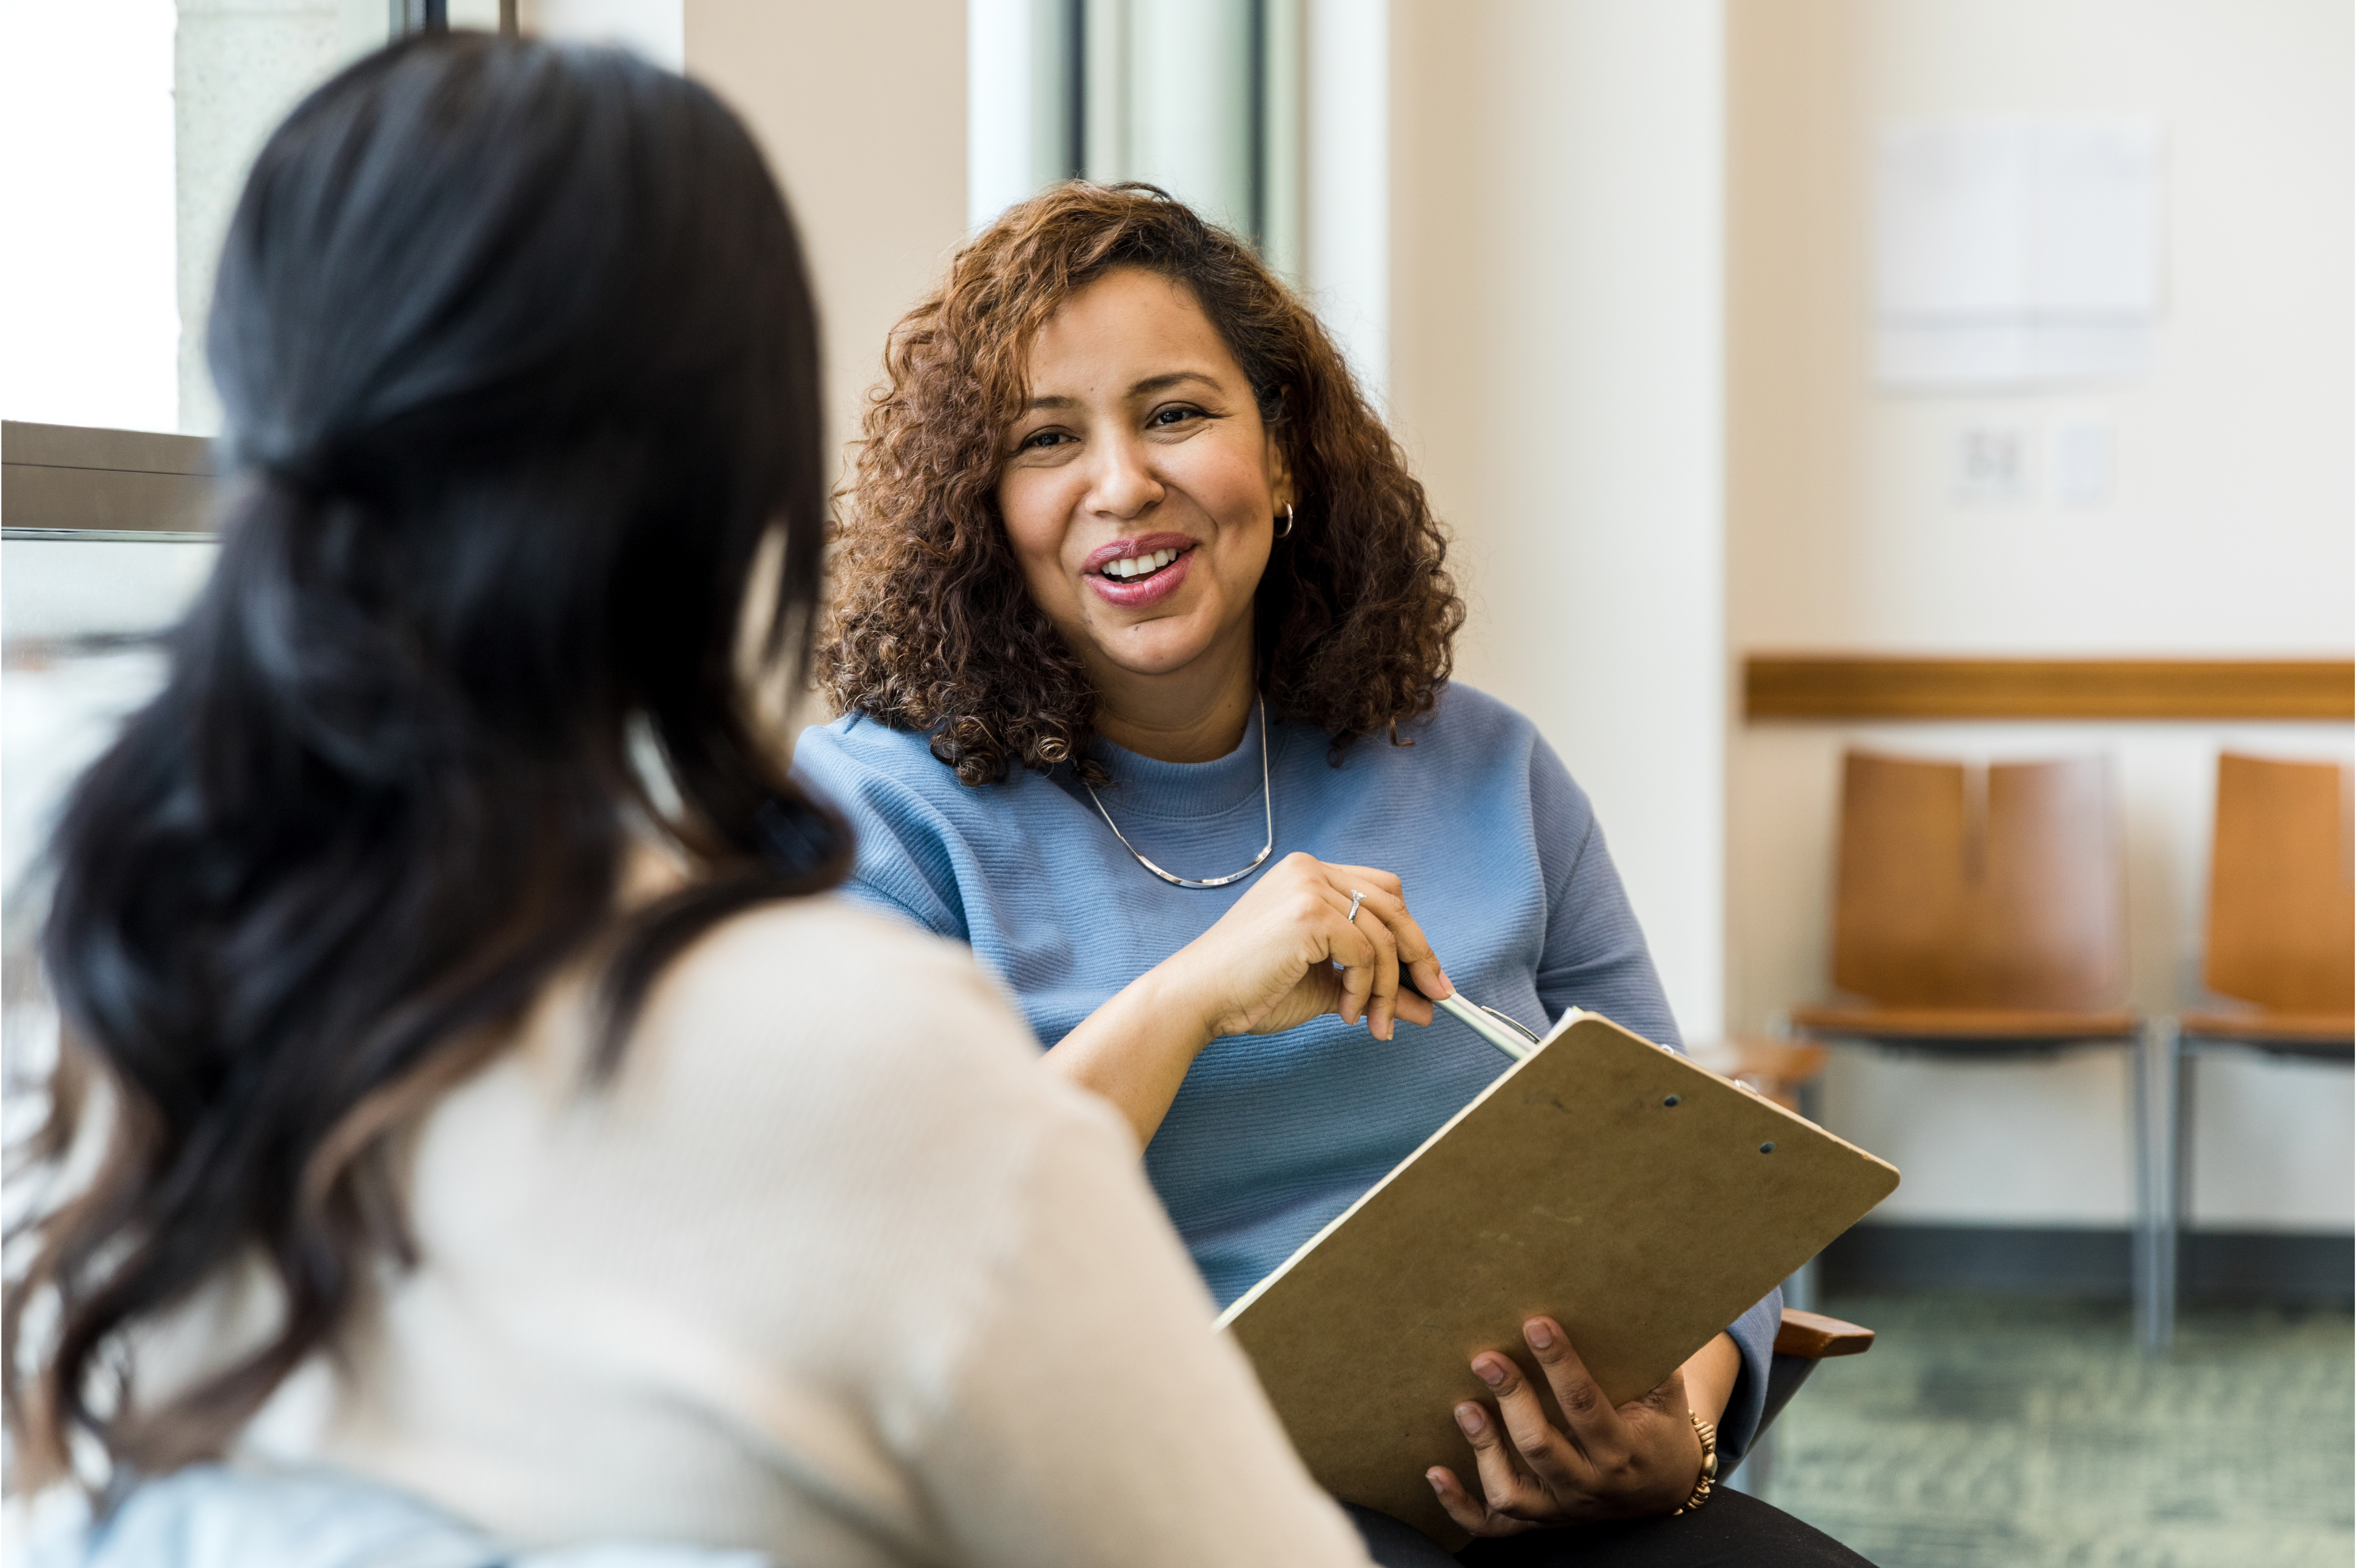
[{"x1": 1216, "y1": 1010, "x2": 1899, "y2": 1547}]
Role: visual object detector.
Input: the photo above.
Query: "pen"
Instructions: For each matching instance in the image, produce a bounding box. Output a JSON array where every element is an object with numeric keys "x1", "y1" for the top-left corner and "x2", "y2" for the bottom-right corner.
[{"x1": 1404, "y1": 976, "x2": 1542, "y2": 1062}]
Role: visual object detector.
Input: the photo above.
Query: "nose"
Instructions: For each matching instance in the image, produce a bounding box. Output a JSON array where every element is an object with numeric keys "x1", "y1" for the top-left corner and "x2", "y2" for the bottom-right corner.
[{"x1": 1084, "y1": 430, "x2": 1163, "y2": 521}]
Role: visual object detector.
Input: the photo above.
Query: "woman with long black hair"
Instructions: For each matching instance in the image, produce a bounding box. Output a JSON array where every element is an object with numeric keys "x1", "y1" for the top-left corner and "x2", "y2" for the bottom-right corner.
[{"x1": 3, "y1": 36, "x2": 1375, "y2": 1568}]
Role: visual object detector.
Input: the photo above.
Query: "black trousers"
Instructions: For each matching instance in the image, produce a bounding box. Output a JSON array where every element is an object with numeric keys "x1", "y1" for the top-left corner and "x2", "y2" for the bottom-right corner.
[{"x1": 1346, "y1": 1493, "x2": 1876, "y2": 1568}]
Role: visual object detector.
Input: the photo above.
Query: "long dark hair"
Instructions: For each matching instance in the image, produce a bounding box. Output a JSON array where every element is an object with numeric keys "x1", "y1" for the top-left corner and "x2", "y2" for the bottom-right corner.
[{"x1": 4, "y1": 34, "x2": 849, "y2": 1486}]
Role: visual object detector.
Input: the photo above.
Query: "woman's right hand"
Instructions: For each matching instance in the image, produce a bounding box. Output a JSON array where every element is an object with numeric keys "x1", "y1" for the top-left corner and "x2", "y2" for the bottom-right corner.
[
  {"x1": 1169, "y1": 852, "x2": 1451, "y2": 1043},
  {"x1": 1039, "y1": 852, "x2": 1455, "y2": 1148}
]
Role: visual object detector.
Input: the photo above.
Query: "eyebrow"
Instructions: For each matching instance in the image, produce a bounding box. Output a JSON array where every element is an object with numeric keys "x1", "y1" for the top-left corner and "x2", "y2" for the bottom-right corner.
[{"x1": 1024, "y1": 369, "x2": 1224, "y2": 412}]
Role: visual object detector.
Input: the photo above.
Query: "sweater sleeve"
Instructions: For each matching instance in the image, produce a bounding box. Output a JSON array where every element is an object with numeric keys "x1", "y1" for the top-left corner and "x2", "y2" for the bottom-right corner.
[
  {"x1": 791, "y1": 717, "x2": 973, "y2": 941},
  {"x1": 912, "y1": 1070, "x2": 1377, "y2": 1568},
  {"x1": 1527, "y1": 734, "x2": 1680, "y2": 1049},
  {"x1": 622, "y1": 903, "x2": 1375, "y2": 1568},
  {"x1": 1524, "y1": 735, "x2": 1779, "y2": 1465}
]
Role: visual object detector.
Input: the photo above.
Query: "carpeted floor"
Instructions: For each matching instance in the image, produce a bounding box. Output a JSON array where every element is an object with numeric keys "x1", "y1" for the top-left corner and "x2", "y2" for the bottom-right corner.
[{"x1": 1739, "y1": 1294, "x2": 2354, "y2": 1568}]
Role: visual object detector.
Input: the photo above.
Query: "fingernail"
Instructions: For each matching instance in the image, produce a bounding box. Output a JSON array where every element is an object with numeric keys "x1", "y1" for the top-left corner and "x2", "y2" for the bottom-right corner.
[
  {"x1": 1437, "y1": 968, "x2": 1457, "y2": 998},
  {"x1": 1474, "y1": 1357, "x2": 1507, "y2": 1388},
  {"x1": 1455, "y1": 1403, "x2": 1486, "y2": 1436},
  {"x1": 1427, "y1": 1470, "x2": 1448, "y2": 1494},
  {"x1": 1526, "y1": 1319, "x2": 1556, "y2": 1351}
]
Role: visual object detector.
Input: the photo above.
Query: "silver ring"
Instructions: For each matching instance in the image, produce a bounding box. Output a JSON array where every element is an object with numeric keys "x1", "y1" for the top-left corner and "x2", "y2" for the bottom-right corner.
[{"x1": 1345, "y1": 889, "x2": 1365, "y2": 924}]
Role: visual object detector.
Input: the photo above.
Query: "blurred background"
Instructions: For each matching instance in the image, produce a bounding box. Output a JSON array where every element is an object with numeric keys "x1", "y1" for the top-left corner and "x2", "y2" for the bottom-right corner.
[{"x1": 4, "y1": 3, "x2": 2349, "y2": 1563}]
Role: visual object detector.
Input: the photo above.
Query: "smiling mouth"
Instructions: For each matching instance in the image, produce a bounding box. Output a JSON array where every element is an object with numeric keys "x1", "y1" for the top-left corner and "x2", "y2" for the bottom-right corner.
[{"x1": 1093, "y1": 545, "x2": 1190, "y2": 583}]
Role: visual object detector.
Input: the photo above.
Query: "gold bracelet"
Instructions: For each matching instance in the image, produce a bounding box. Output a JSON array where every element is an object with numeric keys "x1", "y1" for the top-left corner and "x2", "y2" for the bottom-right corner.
[{"x1": 1672, "y1": 1413, "x2": 1718, "y2": 1515}]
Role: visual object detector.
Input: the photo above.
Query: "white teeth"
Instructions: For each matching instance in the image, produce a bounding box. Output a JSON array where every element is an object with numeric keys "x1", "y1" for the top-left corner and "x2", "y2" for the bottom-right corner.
[{"x1": 1105, "y1": 548, "x2": 1180, "y2": 580}]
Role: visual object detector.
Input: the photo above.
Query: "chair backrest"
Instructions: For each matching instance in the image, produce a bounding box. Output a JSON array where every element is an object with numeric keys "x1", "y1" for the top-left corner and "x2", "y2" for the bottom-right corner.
[
  {"x1": 2205, "y1": 752, "x2": 2355, "y2": 1014},
  {"x1": 1830, "y1": 750, "x2": 2125, "y2": 1009}
]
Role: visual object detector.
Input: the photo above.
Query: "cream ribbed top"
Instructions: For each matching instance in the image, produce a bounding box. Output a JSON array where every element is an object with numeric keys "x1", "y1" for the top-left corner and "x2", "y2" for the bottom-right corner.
[{"x1": 233, "y1": 895, "x2": 1371, "y2": 1567}]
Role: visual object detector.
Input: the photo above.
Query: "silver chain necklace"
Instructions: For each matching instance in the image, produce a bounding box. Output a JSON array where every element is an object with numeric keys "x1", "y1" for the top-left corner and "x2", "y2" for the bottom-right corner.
[{"x1": 1081, "y1": 695, "x2": 1273, "y2": 889}]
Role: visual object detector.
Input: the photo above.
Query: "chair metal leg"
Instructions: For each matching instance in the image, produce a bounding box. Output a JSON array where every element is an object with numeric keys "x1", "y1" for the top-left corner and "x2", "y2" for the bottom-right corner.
[
  {"x1": 1755, "y1": 1352, "x2": 1821, "y2": 1438},
  {"x1": 2134, "y1": 1018, "x2": 2181, "y2": 1356},
  {"x1": 2131, "y1": 1024, "x2": 2156, "y2": 1351},
  {"x1": 2171, "y1": 1028, "x2": 2196, "y2": 1328},
  {"x1": 1732, "y1": 1424, "x2": 1777, "y2": 1498},
  {"x1": 1783, "y1": 1255, "x2": 1819, "y2": 1314},
  {"x1": 1786, "y1": 1047, "x2": 1826, "y2": 1317}
]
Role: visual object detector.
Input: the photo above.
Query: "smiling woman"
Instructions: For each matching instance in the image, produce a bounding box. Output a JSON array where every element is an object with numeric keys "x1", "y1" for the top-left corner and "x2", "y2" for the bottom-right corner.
[
  {"x1": 996, "y1": 269, "x2": 1287, "y2": 765},
  {"x1": 823, "y1": 183, "x2": 1457, "y2": 789},
  {"x1": 803, "y1": 184, "x2": 1872, "y2": 1567}
]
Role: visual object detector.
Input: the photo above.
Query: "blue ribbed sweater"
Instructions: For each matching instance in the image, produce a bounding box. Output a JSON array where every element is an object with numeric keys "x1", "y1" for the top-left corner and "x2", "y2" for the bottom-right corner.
[{"x1": 794, "y1": 682, "x2": 1776, "y2": 1458}]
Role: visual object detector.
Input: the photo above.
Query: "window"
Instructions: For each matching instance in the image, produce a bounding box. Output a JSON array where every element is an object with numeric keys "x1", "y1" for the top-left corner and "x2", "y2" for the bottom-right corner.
[
  {"x1": 0, "y1": 3, "x2": 524, "y2": 1081},
  {"x1": 968, "y1": 0, "x2": 1302, "y2": 283}
]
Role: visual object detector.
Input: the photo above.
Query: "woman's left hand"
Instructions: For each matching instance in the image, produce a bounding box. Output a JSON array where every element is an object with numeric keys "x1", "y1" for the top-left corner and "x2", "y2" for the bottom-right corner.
[{"x1": 1425, "y1": 1317, "x2": 1721, "y2": 1535}]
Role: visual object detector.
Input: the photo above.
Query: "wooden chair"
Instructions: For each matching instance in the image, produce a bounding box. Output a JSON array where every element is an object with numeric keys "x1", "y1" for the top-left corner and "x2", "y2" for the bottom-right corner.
[
  {"x1": 1762, "y1": 1307, "x2": 1875, "y2": 1432},
  {"x1": 1791, "y1": 751, "x2": 2134, "y2": 1040},
  {"x1": 1784, "y1": 752, "x2": 2162, "y2": 1339},
  {"x1": 2151, "y1": 754, "x2": 2355, "y2": 1347},
  {"x1": 1688, "y1": 1037, "x2": 1831, "y2": 1116}
]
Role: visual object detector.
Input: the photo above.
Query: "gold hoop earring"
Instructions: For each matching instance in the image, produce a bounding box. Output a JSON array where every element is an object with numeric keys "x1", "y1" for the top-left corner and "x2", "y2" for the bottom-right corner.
[{"x1": 1273, "y1": 503, "x2": 1295, "y2": 540}]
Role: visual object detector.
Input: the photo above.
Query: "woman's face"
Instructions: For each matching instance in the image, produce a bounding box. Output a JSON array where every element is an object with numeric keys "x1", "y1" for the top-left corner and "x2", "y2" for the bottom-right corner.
[{"x1": 997, "y1": 267, "x2": 1291, "y2": 693}]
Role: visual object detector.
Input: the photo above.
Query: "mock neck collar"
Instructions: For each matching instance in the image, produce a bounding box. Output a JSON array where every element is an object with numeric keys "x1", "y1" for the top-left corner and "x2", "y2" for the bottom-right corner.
[{"x1": 1085, "y1": 702, "x2": 1291, "y2": 821}]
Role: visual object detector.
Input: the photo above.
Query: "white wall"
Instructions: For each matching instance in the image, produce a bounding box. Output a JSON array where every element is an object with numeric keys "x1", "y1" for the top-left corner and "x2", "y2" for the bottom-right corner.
[
  {"x1": 1726, "y1": 0, "x2": 2354, "y2": 1231},
  {"x1": 1389, "y1": 0, "x2": 1728, "y2": 1042},
  {"x1": 685, "y1": 0, "x2": 967, "y2": 486}
]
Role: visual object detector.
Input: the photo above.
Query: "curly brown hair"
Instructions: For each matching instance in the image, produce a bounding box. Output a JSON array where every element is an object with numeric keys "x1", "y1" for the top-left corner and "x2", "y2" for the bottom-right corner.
[{"x1": 820, "y1": 182, "x2": 1464, "y2": 787}]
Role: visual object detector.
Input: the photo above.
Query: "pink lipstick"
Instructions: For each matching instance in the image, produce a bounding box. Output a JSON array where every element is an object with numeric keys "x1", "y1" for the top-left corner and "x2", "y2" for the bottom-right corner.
[{"x1": 1085, "y1": 532, "x2": 1197, "y2": 609}]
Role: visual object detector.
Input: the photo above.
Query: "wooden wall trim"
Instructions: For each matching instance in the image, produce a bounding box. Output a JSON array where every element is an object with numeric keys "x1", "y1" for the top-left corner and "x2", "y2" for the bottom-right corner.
[
  {"x1": 4, "y1": 421, "x2": 219, "y2": 539},
  {"x1": 2, "y1": 420, "x2": 214, "y2": 477},
  {"x1": 1745, "y1": 656, "x2": 2355, "y2": 722}
]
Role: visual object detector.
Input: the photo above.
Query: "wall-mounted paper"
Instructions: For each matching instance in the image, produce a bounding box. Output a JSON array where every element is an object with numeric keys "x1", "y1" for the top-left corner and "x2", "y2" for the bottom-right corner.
[{"x1": 1875, "y1": 117, "x2": 2164, "y2": 388}]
